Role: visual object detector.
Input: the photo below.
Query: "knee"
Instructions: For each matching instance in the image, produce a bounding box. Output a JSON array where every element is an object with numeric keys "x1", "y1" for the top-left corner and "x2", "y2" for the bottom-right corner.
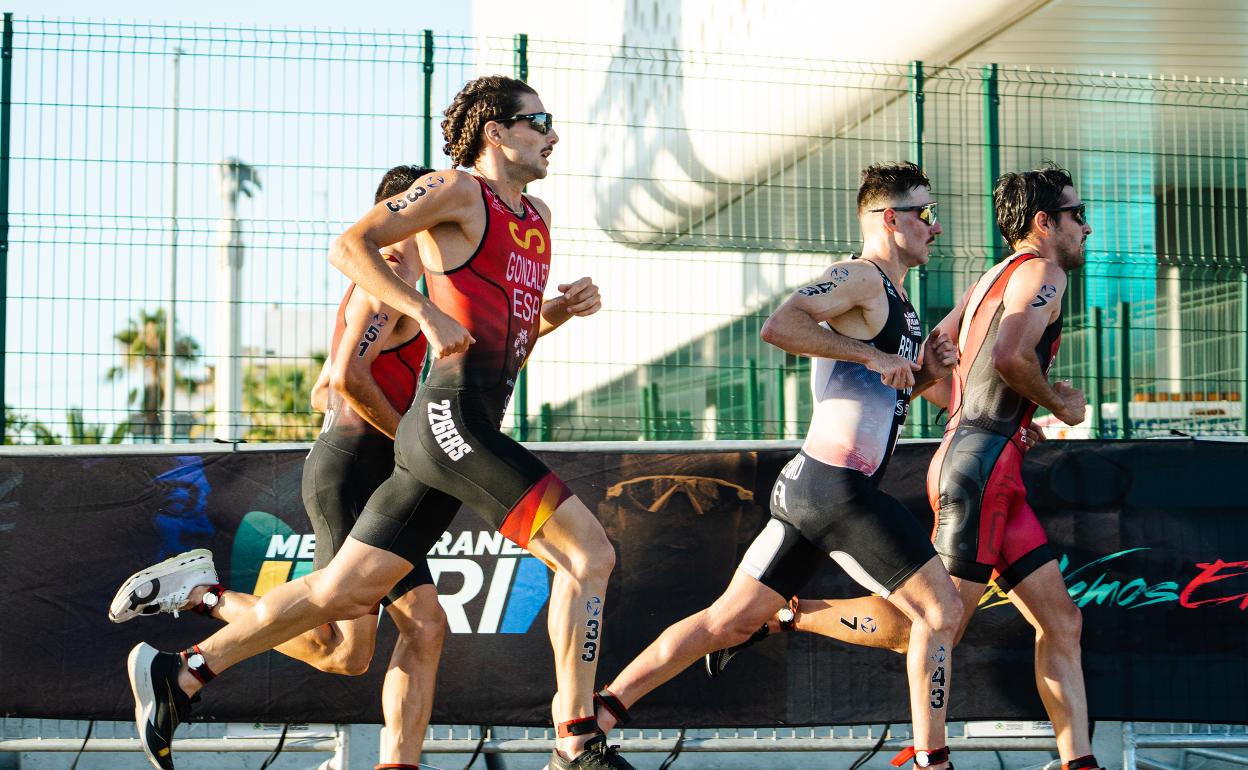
[
  {"x1": 321, "y1": 642, "x2": 374, "y2": 677},
  {"x1": 1039, "y1": 601, "x2": 1083, "y2": 648},
  {"x1": 394, "y1": 602, "x2": 449, "y2": 652},
  {"x1": 565, "y1": 531, "x2": 616, "y2": 584},
  {"x1": 703, "y1": 607, "x2": 765, "y2": 648},
  {"x1": 913, "y1": 591, "x2": 964, "y2": 640}
]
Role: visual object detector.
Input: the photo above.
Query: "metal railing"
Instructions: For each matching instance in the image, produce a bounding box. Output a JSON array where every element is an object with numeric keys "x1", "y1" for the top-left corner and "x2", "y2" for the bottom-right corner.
[{"x1": 1, "y1": 17, "x2": 1245, "y2": 444}]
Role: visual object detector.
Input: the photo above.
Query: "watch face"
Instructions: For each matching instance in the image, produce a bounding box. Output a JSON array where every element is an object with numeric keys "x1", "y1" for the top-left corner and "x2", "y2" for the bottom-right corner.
[
  {"x1": 202, "y1": 591, "x2": 219, "y2": 607},
  {"x1": 778, "y1": 608, "x2": 795, "y2": 623},
  {"x1": 187, "y1": 653, "x2": 205, "y2": 669},
  {"x1": 915, "y1": 750, "x2": 931, "y2": 767}
]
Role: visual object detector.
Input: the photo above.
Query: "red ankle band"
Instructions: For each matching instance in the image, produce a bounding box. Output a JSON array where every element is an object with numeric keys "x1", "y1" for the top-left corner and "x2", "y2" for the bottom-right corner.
[
  {"x1": 556, "y1": 716, "x2": 601, "y2": 738},
  {"x1": 891, "y1": 746, "x2": 950, "y2": 768},
  {"x1": 181, "y1": 644, "x2": 216, "y2": 684},
  {"x1": 1063, "y1": 755, "x2": 1099, "y2": 770},
  {"x1": 376, "y1": 765, "x2": 421, "y2": 769},
  {"x1": 192, "y1": 585, "x2": 225, "y2": 616}
]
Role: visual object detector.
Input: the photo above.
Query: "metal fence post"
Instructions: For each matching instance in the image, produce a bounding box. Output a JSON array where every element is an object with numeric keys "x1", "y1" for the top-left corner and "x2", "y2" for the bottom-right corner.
[
  {"x1": 638, "y1": 382, "x2": 650, "y2": 440},
  {"x1": 1241, "y1": 272, "x2": 1248, "y2": 435},
  {"x1": 539, "y1": 402, "x2": 552, "y2": 441},
  {"x1": 0, "y1": 13, "x2": 13, "y2": 443},
  {"x1": 512, "y1": 33, "x2": 529, "y2": 438},
  {"x1": 909, "y1": 60, "x2": 930, "y2": 436},
  {"x1": 1123, "y1": 721, "x2": 1138, "y2": 770},
  {"x1": 1092, "y1": 307, "x2": 1105, "y2": 438},
  {"x1": 747, "y1": 358, "x2": 760, "y2": 439},
  {"x1": 774, "y1": 364, "x2": 786, "y2": 439},
  {"x1": 982, "y1": 64, "x2": 1002, "y2": 270},
  {"x1": 1120, "y1": 302, "x2": 1132, "y2": 438},
  {"x1": 648, "y1": 381, "x2": 661, "y2": 439},
  {"x1": 422, "y1": 30, "x2": 435, "y2": 168}
]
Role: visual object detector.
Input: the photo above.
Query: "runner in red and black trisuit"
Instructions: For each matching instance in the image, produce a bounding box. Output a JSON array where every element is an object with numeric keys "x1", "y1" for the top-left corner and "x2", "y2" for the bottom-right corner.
[
  {"x1": 116, "y1": 165, "x2": 454, "y2": 769},
  {"x1": 125, "y1": 76, "x2": 630, "y2": 770}
]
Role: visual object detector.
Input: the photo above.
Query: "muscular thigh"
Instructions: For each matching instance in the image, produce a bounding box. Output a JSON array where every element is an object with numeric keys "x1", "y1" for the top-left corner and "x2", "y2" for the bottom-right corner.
[
  {"x1": 771, "y1": 451, "x2": 935, "y2": 597},
  {"x1": 931, "y1": 428, "x2": 1023, "y2": 584},
  {"x1": 401, "y1": 386, "x2": 569, "y2": 548}
]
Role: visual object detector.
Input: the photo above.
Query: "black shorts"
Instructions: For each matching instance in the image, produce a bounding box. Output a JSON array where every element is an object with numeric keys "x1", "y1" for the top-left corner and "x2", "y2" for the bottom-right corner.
[
  {"x1": 303, "y1": 434, "x2": 440, "y2": 603},
  {"x1": 741, "y1": 450, "x2": 936, "y2": 600},
  {"x1": 354, "y1": 384, "x2": 571, "y2": 552}
]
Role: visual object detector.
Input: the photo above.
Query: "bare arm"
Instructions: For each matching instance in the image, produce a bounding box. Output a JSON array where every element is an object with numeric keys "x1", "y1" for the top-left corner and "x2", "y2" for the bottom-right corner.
[
  {"x1": 915, "y1": 282, "x2": 975, "y2": 399},
  {"x1": 539, "y1": 276, "x2": 602, "y2": 336},
  {"x1": 329, "y1": 290, "x2": 405, "y2": 439},
  {"x1": 761, "y1": 261, "x2": 920, "y2": 389},
  {"x1": 993, "y1": 260, "x2": 1086, "y2": 425},
  {"x1": 309, "y1": 357, "x2": 331, "y2": 413},
  {"x1": 329, "y1": 170, "x2": 475, "y2": 357}
]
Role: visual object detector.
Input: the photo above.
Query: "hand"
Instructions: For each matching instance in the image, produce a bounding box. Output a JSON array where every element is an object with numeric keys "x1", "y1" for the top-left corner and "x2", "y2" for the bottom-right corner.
[
  {"x1": 556, "y1": 277, "x2": 602, "y2": 317},
  {"x1": 868, "y1": 350, "x2": 922, "y2": 390},
  {"x1": 416, "y1": 304, "x2": 474, "y2": 358},
  {"x1": 1051, "y1": 380, "x2": 1087, "y2": 426},
  {"x1": 1019, "y1": 424, "x2": 1046, "y2": 452},
  {"x1": 920, "y1": 329, "x2": 958, "y2": 379}
]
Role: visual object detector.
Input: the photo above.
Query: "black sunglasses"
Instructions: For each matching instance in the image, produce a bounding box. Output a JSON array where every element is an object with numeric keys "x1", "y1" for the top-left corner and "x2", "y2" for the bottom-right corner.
[
  {"x1": 1047, "y1": 203, "x2": 1087, "y2": 226},
  {"x1": 491, "y1": 111, "x2": 553, "y2": 135},
  {"x1": 869, "y1": 201, "x2": 938, "y2": 225}
]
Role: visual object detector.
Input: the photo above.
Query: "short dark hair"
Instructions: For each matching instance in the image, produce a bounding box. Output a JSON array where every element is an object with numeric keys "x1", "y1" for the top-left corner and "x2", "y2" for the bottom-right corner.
[
  {"x1": 374, "y1": 164, "x2": 435, "y2": 204},
  {"x1": 441, "y1": 75, "x2": 538, "y2": 168},
  {"x1": 856, "y1": 161, "x2": 931, "y2": 215},
  {"x1": 993, "y1": 162, "x2": 1075, "y2": 247}
]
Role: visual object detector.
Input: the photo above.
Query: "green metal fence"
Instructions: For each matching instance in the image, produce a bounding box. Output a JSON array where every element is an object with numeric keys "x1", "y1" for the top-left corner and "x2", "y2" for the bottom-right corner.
[{"x1": 2, "y1": 17, "x2": 1245, "y2": 444}]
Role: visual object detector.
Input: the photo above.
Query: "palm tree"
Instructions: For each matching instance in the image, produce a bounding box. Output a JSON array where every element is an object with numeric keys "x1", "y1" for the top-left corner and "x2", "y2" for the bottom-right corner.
[
  {"x1": 3, "y1": 405, "x2": 129, "y2": 444},
  {"x1": 106, "y1": 308, "x2": 201, "y2": 440},
  {"x1": 242, "y1": 352, "x2": 325, "y2": 442}
]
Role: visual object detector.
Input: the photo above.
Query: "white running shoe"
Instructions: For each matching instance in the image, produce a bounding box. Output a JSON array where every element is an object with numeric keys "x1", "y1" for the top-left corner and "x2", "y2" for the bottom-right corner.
[{"x1": 109, "y1": 549, "x2": 218, "y2": 623}]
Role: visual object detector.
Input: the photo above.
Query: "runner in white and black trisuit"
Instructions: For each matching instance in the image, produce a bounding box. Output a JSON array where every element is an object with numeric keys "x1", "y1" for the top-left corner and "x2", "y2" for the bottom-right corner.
[
  {"x1": 589, "y1": 162, "x2": 964, "y2": 770},
  {"x1": 125, "y1": 76, "x2": 633, "y2": 770}
]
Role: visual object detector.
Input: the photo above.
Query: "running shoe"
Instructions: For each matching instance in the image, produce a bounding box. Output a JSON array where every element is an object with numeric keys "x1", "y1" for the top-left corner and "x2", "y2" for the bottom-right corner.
[
  {"x1": 704, "y1": 622, "x2": 771, "y2": 678},
  {"x1": 109, "y1": 549, "x2": 217, "y2": 623},
  {"x1": 128, "y1": 642, "x2": 194, "y2": 770},
  {"x1": 548, "y1": 735, "x2": 637, "y2": 770}
]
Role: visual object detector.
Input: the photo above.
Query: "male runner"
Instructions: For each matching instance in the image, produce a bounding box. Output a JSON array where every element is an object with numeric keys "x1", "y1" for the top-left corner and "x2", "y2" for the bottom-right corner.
[
  {"x1": 112, "y1": 165, "x2": 459, "y2": 768},
  {"x1": 708, "y1": 164, "x2": 1102, "y2": 770},
  {"x1": 126, "y1": 76, "x2": 629, "y2": 770},
  {"x1": 588, "y1": 162, "x2": 964, "y2": 770}
]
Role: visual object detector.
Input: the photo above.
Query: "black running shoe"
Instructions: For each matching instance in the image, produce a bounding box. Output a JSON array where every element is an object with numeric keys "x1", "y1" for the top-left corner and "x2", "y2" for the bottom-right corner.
[
  {"x1": 128, "y1": 642, "x2": 194, "y2": 770},
  {"x1": 704, "y1": 623, "x2": 770, "y2": 678},
  {"x1": 548, "y1": 734, "x2": 637, "y2": 770}
]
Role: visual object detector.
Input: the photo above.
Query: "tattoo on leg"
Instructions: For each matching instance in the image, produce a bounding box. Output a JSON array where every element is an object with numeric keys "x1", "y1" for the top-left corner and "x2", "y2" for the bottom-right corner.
[
  {"x1": 581, "y1": 596, "x2": 602, "y2": 662},
  {"x1": 839, "y1": 616, "x2": 878, "y2": 632},
  {"x1": 1031, "y1": 284, "x2": 1058, "y2": 307}
]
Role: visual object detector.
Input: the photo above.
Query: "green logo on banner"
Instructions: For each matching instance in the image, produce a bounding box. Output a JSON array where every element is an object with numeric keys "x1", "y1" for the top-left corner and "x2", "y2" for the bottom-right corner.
[{"x1": 231, "y1": 510, "x2": 315, "y2": 596}]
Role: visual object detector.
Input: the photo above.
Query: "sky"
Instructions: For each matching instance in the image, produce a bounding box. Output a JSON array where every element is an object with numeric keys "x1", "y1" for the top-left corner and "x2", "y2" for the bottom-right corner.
[{"x1": 8, "y1": 1, "x2": 472, "y2": 33}]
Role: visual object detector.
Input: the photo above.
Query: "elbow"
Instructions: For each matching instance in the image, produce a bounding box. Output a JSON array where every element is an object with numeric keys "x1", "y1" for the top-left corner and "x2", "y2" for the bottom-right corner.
[
  {"x1": 328, "y1": 364, "x2": 357, "y2": 398},
  {"x1": 991, "y1": 348, "x2": 1027, "y2": 380},
  {"x1": 328, "y1": 235, "x2": 348, "y2": 272},
  {"x1": 760, "y1": 317, "x2": 782, "y2": 347}
]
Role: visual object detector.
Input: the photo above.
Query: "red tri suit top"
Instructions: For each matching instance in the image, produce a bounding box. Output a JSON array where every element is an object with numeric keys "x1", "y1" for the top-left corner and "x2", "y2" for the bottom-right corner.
[
  {"x1": 947, "y1": 252, "x2": 1063, "y2": 438},
  {"x1": 321, "y1": 283, "x2": 427, "y2": 442},
  {"x1": 423, "y1": 175, "x2": 553, "y2": 404}
]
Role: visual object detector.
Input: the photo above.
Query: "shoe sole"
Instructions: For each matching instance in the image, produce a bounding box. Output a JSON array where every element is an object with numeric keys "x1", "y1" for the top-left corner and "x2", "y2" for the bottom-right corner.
[
  {"x1": 109, "y1": 549, "x2": 217, "y2": 623},
  {"x1": 128, "y1": 642, "x2": 168, "y2": 770}
]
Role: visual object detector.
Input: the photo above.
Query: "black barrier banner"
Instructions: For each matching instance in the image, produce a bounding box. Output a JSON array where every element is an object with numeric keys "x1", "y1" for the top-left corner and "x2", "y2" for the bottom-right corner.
[{"x1": 0, "y1": 440, "x2": 1245, "y2": 726}]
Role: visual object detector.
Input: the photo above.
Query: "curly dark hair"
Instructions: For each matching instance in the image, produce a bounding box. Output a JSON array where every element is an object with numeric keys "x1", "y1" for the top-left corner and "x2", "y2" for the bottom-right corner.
[
  {"x1": 374, "y1": 164, "x2": 435, "y2": 204},
  {"x1": 856, "y1": 161, "x2": 931, "y2": 214},
  {"x1": 994, "y1": 162, "x2": 1075, "y2": 247},
  {"x1": 441, "y1": 75, "x2": 537, "y2": 168}
]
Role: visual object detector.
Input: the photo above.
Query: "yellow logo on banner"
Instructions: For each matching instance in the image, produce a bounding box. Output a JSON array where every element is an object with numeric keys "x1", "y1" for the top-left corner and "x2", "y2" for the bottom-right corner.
[{"x1": 509, "y1": 222, "x2": 546, "y2": 254}]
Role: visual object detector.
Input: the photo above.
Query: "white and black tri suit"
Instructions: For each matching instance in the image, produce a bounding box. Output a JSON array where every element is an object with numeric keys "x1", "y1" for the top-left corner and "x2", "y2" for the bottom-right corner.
[{"x1": 742, "y1": 260, "x2": 938, "y2": 599}]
